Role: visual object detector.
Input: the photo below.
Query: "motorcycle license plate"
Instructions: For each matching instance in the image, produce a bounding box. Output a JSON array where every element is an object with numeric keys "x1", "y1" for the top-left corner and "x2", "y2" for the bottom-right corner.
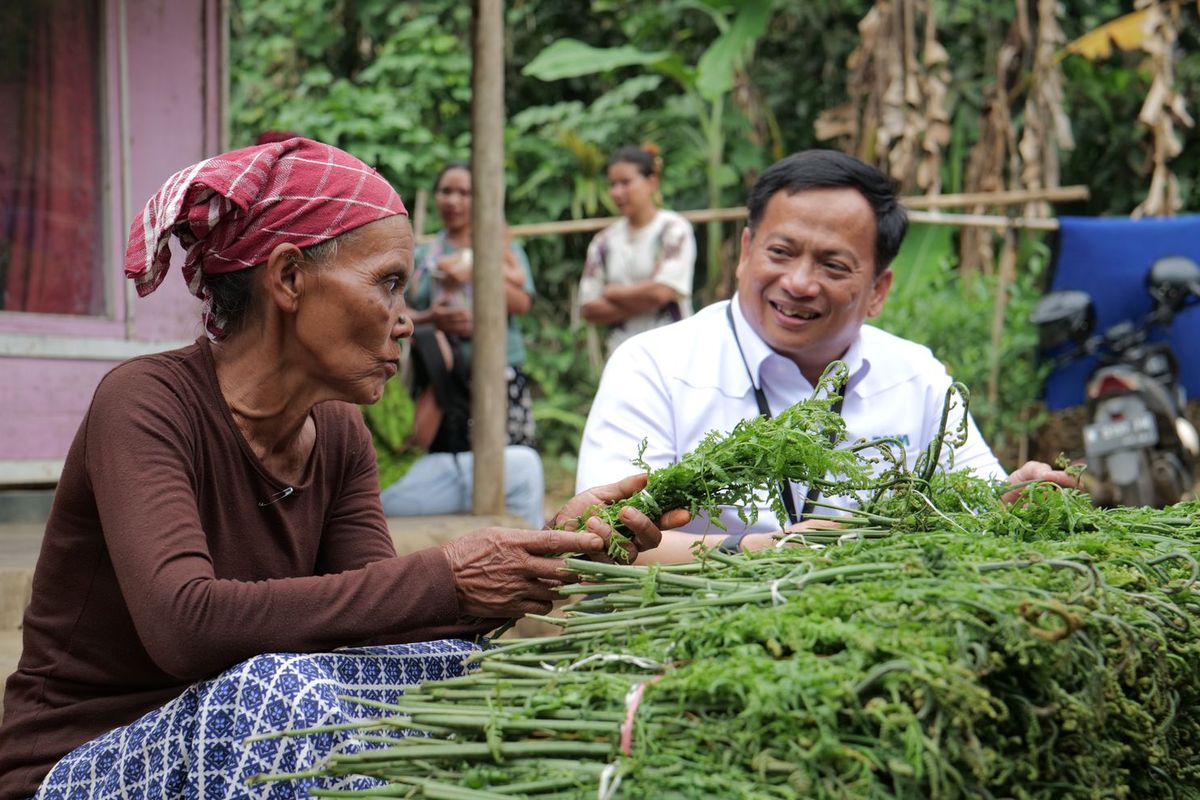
[{"x1": 1083, "y1": 413, "x2": 1158, "y2": 458}]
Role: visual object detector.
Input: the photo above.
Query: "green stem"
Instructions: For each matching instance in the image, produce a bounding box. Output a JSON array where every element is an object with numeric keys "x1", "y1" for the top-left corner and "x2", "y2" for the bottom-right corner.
[{"x1": 333, "y1": 741, "x2": 614, "y2": 764}]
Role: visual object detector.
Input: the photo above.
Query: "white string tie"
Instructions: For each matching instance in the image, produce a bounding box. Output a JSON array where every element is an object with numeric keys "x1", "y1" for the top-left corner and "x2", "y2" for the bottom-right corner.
[
  {"x1": 542, "y1": 653, "x2": 663, "y2": 672},
  {"x1": 768, "y1": 564, "x2": 812, "y2": 606},
  {"x1": 770, "y1": 579, "x2": 786, "y2": 606},
  {"x1": 598, "y1": 763, "x2": 623, "y2": 800}
]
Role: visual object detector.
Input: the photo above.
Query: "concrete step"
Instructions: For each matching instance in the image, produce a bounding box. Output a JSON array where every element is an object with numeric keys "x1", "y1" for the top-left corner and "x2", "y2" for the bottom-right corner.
[
  {"x1": 0, "y1": 630, "x2": 21, "y2": 719},
  {"x1": 0, "y1": 490, "x2": 55, "y2": 525},
  {"x1": 0, "y1": 522, "x2": 40, "y2": 635}
]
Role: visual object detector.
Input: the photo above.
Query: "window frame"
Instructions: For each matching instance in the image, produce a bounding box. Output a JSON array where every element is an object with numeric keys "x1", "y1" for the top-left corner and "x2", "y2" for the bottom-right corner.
[{"x1": 0, "y1": 0, "x2": 137, "y2": 355}]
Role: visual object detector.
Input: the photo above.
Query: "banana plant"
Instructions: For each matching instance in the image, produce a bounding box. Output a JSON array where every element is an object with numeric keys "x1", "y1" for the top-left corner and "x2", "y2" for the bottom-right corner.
[{"x1": 522, "y1": 0, "x2": 778, "y2": 296}]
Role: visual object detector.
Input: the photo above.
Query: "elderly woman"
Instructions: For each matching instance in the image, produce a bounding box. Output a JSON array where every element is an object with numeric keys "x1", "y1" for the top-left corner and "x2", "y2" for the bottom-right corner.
[{"x1": 0, "y1": 138, "x2": 677, "y2": 798}]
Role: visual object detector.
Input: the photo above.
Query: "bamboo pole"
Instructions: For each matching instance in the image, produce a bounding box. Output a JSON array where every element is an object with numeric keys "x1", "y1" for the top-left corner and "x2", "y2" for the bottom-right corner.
[
  {"x1": 906, "y1": 209, "x2": 1061, "y2": 230},
  {"x1": 418, "y1": 208, "x2": 1064, "y2": 244},
  {"x1": 411, "y1": 188, "x2": 428, "y2": 241},
  {"x1": 484, "y1": 207, "x2": 1064, "y2": 242},
  {"x1": 470, "y1": 0, "x2": 505, "y2": 516},
  {"x1": 903, "y1": 185, "x2": 1088, "y2": 208},
  {"x1": 460, "y1": 186, "x2": 1084, "y2": 242}
]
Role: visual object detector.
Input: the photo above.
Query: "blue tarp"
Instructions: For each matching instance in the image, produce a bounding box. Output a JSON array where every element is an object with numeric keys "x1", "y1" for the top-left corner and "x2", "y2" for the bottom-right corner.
[{"x1": 1041, "y1": 215, "x2": 1200, "y2": 410}]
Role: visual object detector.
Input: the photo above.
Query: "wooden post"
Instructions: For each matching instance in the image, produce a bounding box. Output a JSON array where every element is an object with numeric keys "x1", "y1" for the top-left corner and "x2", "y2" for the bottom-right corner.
[
  {"x1": 470, "y1": 0, "x2": 506, "y2": 516},
  {"x1": 987, "y1": 226, "x2": 1019, "y2": 415}
]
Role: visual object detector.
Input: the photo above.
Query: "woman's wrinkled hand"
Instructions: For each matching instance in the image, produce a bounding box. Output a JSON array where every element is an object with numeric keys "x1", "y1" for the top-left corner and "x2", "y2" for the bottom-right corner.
[
  {"x1": 548, "y1": 473, "x2": 691, "y2": 564},
  {"x1": 441, "y1": 528, "x2": 607, "y2": 619}
]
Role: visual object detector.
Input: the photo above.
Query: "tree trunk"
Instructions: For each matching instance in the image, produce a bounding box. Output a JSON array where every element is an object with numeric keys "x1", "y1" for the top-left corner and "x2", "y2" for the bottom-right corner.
[{"x1": 471, "y1": 0, "x2": 506, "y2": 516}]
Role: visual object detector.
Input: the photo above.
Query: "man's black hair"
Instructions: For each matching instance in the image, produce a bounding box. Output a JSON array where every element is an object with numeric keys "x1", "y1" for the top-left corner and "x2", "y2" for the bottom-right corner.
[{"x1": 745, "y1": 150, "x2": 908, "y2": 274}]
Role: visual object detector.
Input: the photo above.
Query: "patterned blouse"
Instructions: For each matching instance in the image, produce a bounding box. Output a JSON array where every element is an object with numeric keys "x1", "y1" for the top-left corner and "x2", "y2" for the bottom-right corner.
[{"x1": 578, "y1": 209, "x2": 696, "y2": 353}]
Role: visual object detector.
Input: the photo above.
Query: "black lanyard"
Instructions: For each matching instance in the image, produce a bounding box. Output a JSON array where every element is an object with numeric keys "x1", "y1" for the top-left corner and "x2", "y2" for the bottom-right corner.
[{"x1": 725, "y1": 303, "x2": 844, "y2": 525}]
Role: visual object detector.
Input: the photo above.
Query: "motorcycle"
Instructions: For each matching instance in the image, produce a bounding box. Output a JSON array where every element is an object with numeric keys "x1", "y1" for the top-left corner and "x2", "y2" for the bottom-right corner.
[{"x1": 1030, "y1": 256, "x2": 1200, "y2": 508}]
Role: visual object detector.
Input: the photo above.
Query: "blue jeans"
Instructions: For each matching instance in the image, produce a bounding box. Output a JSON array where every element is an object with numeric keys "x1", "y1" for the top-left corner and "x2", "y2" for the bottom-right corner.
[{"x1": 380, "y1": 446, "x2": 546, "y2": 529}]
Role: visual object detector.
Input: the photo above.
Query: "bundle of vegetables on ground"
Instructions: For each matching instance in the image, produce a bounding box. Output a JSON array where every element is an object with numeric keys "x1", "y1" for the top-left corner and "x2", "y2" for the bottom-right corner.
[{"x1": 251, "y1": 371, "x2": 1200, "y2": 798}]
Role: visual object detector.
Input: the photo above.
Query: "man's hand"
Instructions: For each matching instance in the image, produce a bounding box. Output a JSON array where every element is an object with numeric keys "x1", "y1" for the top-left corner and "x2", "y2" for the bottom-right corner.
[
  {"x1": 442, "y1": 528, "x2": 606, "y2": 619},
  {"x1": 742, "y1": 519, "x2": 845, "y2": 552},
  {"x1": 548, "y1": 473, "x2": 691, "y2": 563},
  {"x1": 1002, "y1": 460, "x2": 1081, "y2": 504},
  {"x1": 430, "y1": 301, "x2": 473, "y2": 337}
]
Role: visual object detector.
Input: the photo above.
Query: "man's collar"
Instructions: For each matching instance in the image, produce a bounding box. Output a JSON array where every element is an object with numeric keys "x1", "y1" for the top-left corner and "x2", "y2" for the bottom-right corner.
[
  {"x1": 728, "y1": 294, "x2": 871, "y2": 394},
  {"x1": 727, "y1": 294, "x2": 776, "y2": 388}
]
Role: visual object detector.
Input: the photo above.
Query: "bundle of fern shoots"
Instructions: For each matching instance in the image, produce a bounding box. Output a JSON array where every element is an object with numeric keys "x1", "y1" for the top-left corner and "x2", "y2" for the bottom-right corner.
[{"x1": 254, "y1": 369, "x2": 1200, "y2": 799}]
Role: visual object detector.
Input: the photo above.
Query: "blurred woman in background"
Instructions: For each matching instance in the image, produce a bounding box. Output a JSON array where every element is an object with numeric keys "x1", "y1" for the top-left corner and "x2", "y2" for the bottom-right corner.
[
  {"x1": 579, "y1": 144, "x2": 697, "y2": 355},
  {"x1": 373, "y1": 162, "x2": 544, "y2": 527},
  {"x1": 408, "y1": 161, "x2": 537, "y2": 446}
]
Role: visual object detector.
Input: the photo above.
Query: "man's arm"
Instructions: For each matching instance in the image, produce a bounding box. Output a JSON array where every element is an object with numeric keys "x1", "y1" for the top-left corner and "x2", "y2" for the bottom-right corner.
[{"x1": 576, "y1": 339, "x2": 678, "y2": 492}]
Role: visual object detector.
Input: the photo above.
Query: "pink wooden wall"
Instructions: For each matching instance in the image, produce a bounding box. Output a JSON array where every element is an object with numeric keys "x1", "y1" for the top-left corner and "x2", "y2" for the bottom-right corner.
[{"x1": 0, "y1": 0, "x2": 225, "y2": 480}]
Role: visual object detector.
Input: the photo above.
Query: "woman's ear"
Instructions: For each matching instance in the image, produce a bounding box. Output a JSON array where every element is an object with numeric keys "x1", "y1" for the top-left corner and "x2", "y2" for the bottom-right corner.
[{"x1": 263, "y1": 242, "x2": 306, "y2": 314}]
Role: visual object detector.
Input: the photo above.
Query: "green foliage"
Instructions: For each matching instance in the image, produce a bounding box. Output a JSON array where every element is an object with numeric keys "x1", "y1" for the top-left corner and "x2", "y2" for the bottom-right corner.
[
  {"x1": 522, "y1": 39, "x2": 672, "y2": 81},
  {"x1": 875, "y1": 228, "x2": 1051, "y2": 465},
  {"x1": 231, "y1": 0, "x2": 472, "y2": 197},
  {"x1": 573, "y1": 364, "x2": 871, "y2": 559},
  {"x1": 521, "y1": 0, "x2": 778, "y2": 293},
  {"x1": 694, "y1": 1, "x2": 774, "y2": 101},
  {"x1": 231, "y1": 0, "x2": 1200, "y2": 468},
  {"x1": 255, "y1": 407, "x2": 1200, "y2": 796},
  {"x1": 520, "y1": 310, "x2": 600, "y2": 476}
]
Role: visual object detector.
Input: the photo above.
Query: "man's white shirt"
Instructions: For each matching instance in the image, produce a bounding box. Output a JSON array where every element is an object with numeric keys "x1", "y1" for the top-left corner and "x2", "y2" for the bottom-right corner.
[{"x1": 576, "y1": 297, "x2": 1006, "y2": 534}]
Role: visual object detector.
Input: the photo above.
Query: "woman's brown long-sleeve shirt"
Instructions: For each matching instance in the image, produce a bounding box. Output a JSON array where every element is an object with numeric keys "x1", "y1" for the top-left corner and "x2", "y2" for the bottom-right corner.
[{"x1": 0, "y1": 339, "x2": 473, "y2": 798}]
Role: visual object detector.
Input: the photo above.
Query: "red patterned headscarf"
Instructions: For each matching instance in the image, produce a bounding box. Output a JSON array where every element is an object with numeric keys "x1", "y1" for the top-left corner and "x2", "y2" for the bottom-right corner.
[{"x1": 124, "y1": 137, "x2": 408, "y2": 338}]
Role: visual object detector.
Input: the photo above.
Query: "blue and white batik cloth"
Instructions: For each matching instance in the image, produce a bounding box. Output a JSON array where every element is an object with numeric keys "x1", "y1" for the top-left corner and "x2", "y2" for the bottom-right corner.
[{"x1": 34, "y1": 640, "x2": 478, "y2": 800}]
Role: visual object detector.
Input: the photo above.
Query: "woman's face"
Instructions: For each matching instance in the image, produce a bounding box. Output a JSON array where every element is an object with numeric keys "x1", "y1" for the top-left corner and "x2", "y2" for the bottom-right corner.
[
  {"x1": 294, "y1": 214, "x2": 415, "y2": 405},
  {"x1": 607, "y1": 161, "x2": 657, "y2": 220},
  {"x1": 434, "y1": 167, "x2": 472, "y2": 234}
]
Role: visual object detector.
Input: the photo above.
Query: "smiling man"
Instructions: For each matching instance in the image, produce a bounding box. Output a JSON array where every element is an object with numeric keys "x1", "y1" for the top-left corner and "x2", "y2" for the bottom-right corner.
[{"x1": 576, "y1": 149, "x2": 1073, "y2": 562}]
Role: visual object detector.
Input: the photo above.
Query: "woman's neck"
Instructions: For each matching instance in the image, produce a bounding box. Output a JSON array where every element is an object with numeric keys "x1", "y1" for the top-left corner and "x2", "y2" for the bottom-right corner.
[
  {"x1": 445, "y1": 227, "x2": 472, "y2": 248},
  {"x1": 209, "y1": 334, "x2": 316, "y2": 458},
  {"x1": 626, "y1": 205, "x2": 658, "y2": 231}
]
